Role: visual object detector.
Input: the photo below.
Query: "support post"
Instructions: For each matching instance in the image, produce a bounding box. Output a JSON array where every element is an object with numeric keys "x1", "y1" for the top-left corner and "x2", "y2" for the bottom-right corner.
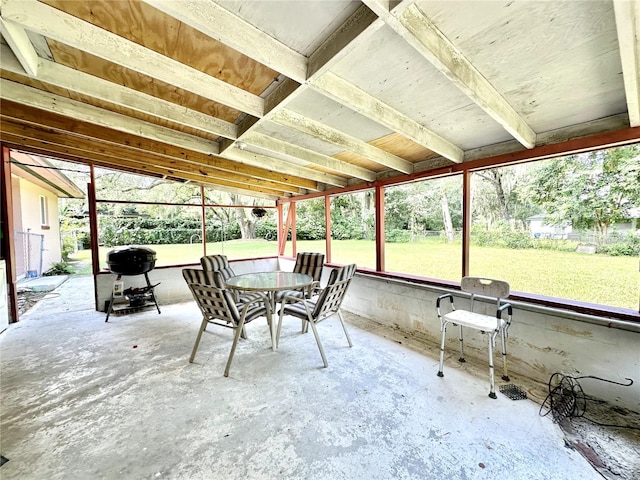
[{"x1": 1, "y1": 144, "x2": 18, "y2": 323}]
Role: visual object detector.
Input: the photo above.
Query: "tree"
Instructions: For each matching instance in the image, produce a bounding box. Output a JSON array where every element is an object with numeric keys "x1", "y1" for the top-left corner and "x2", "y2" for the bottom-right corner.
[{"x1": 530, "y1": 145, "x2": 640, "y2": 239}]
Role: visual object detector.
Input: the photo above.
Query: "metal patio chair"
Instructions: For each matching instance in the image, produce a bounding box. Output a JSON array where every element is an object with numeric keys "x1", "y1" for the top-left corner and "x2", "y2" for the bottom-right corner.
[
  {"x1": 276, "y1": 252, "x2": 325, "y2": 301},
  {"x1": 183, "y1": 268, "x2": 271, "y2": 377},
  {"x1": 436, "y1": 277, "x2": 513, "y2": 398},
  {"x1": 277, "y1": 264, "x2": 356, "y2": 368},
  {"x1": 200, "y1": 254, "x2": 262, "y2": 304}
]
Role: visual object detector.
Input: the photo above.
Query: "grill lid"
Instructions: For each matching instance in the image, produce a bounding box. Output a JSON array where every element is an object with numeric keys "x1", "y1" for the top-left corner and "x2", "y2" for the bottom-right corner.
[{"x1": 106, "y1": 246, "x2": 156, "y2": 275}]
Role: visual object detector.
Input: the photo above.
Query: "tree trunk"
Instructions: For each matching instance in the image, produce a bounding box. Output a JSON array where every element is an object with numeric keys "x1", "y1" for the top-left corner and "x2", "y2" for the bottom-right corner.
[{"x1": 441, "y1": 187, "x2": 455, "y2": 243}]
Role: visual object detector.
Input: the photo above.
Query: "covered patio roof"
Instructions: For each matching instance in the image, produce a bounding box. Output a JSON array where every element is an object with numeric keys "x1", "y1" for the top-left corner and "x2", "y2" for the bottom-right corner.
[{"x1": 1, "y1": 0, "x2": 639, "y2": 200}]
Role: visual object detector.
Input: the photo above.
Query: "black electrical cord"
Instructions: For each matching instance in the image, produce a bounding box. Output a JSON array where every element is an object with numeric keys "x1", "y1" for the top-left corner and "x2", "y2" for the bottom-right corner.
[{"x1": 539, "y1": 373, "x2": 639, "y2": 430}]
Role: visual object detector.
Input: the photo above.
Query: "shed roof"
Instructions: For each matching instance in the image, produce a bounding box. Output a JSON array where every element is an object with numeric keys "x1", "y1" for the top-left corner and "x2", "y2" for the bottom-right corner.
[{"x1": 1, "y1": 0, "x2": 638, "y2": 200}]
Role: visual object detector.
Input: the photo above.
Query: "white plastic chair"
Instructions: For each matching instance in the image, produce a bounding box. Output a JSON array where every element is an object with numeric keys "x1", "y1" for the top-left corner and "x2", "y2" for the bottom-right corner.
[{"x1": 436, "y1": 277, "x2": 513, "y2": 399}]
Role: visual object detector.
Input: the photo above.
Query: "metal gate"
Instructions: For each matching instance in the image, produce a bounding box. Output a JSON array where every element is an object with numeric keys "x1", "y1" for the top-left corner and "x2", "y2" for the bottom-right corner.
[{"x1": 14, "y1": 231, "x2": 44, "y2": 278}]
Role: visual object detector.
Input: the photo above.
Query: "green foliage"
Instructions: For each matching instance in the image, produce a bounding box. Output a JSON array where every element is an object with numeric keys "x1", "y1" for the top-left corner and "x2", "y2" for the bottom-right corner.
[
  {"x1": 599, "y1": 233, "x2": 640, "y2": 256},
  {"x1": 385, "y1": 229, "x2": 412, "y2": 243},
  {"x1": 43, "y1": 262, "x2": 74, "y2": 276},
  {"x1": 529, "y1": 145, "x2": 640, "y2": 236}
]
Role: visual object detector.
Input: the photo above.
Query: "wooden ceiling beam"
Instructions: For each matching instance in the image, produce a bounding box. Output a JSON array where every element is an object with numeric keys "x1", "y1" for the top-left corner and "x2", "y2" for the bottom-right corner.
[
  {"x1": 143, "y1": 0, "x2": 307, "y2": 83},
  {"x1": 243, "y1": 131, "x2": 377, "y2": 182},
  {"x1": 613, "y1": 0, "x2": 640, "y2": 127},
  {"x1": 312, "y1": 72, "x2": 463, "y2": 163},
  {"x1": 223, "y1": 148, "x2": 347, "y2": 188},
  {"x1": 5, "y1": 138, "x2": 280, "y2": 200},
  {"x1": 272, "y1": 109, "x2": 414, "y2": 174},
  {"x1": 1, "y1": 0, "x2": 264, "y2": 117},
  {"x1": 0, "y1": 45, "x2": 237, "y2": 140},
  {"x1": 0, "y1": 100, "x2": 316, "y2": 190},
  {"x1": 363, "y1": 0, "x2": 537, "y2": 149},
  {"x1": 0, "y1": 79, "x2": 221, "y2": 155},
  {"x1": 0, "y1": 17, "x2": 38, "y2": 76},
  {"x1": 0, "y1": 119, "x2": 303, "y2": 195}
]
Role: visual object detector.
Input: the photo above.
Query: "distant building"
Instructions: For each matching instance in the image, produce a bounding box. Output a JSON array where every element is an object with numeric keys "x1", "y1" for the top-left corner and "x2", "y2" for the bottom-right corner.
[{"x1": 527, "y1": 213, "x2": 572, "y2": 239}]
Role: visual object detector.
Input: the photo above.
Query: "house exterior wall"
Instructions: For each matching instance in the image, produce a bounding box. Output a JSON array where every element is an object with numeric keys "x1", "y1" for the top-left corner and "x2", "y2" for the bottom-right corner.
[
  {"x1": 342, "y1": 273, "x2": 640, "y2": 413},
  {"x1": 14, "y1": 177, "x2": 62, "y2": 274}
]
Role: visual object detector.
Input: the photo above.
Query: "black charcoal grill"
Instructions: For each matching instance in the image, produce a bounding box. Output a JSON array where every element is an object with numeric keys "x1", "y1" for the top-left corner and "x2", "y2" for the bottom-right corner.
[
  {"x1": 105, "y1": 246, "x2": 160, "y2": 321},
  {"x1": 106, "y1": 246, "x2": 156, "y2": 275}
]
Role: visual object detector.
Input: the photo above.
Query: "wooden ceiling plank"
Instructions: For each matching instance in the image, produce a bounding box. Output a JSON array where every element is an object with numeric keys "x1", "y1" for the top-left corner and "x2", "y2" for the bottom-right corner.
[
  {"x1": 0, "y1": 79, "x2": 220, "y2": 155},
  {"x1": 243, "y1": 131, "x2": 377, "y2": 182},
  {"x1": 363, "y1": 0, "x2": 537, "y2": 149},
  {"x1": 0, "y1": 98, "x2": 313, "y2": 189},
  {"x1": 0, "y1": 118, "x2": 301, "y2": 194},
  {"x1": 2, "y1": 0, "x2": 264, "y2": 117},
  {"x1": 613, "y1": 0, "x2": 640, "y2": 127},
  {"x1": 0, "y1": 44, "x2": 238, "y2": 140},
  {"x1": 0, "y1": 18, "x2": 38, "y2": 75},
  {"x1": 142, "y1": 0, "x2": 307, "y2": 83},
  {"x1": 223, "y1": 147, "x2": 346, "y2": 188},
  {"x1": 312, "y1": 72, "x2": 463, "y2": 163},
  {"x1": 273, "y1": 109, "x2": 414, "y2": 174}
]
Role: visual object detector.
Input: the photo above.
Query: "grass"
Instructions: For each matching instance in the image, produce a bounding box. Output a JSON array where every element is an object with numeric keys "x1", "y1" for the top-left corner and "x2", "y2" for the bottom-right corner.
[{"x1": 68, "y1": 239, "x2": 639, "y2": 310}]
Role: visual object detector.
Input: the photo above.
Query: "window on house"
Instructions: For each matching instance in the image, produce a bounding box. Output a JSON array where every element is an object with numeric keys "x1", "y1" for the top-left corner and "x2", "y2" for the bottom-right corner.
[
  {"x1": 384, "y1": 176, "x2": 463, "y2": 281},
  {"x1": 468, "y1": 144, "x2": 639, "y2": 311},
  {"x1": 39, "y1": 195, "x2": 48, "y2": 227}
]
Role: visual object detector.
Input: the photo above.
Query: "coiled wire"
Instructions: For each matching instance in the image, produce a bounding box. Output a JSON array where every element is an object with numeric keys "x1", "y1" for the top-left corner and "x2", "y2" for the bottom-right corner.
[{"x1": 539, "y1": 373, "x2": 637, "y2": 430}]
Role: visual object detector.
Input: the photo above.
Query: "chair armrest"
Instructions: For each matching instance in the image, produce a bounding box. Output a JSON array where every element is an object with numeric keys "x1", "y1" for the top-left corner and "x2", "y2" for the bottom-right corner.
[
  {"x1": 497, "y1": 302, "x2": 513, "y2": 331},
  {"x1": 436, "y1": 293, "x2": 455, "y2": 318},
  {"x1": 497, "y1": 302, "x2": 512, "y2": 319},
  {"x1": 238, "y1": 292, "x2": 271, "y2": 319}
]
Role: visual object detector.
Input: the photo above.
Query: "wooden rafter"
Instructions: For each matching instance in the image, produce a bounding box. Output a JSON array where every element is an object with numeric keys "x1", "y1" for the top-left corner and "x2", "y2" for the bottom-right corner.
[
  {"x1": 0, "y1": 102, "x2": 316, "y2": 192},
  {"x1": 613, "y1": 0, "x2": 640, "y2": 127},
  {"x1": 272, "y1": 109, "x2": 414, "y2": 174},
  {"x1": 0, "y1": 17, "x2": 38, "y2": 75},
  {"x1": 312, "y1": 72, "x2": 463, "y2": 163},
  {"x1": 0, "y1": 120, "x2": 300, "y2": 195},
  {"x1": 143, "y1": 0, "x2": 307, "y2": 83},
  {"x1": 0, "y1": 79, "x2": 221, "y2": 155},
  {"x1": 363, "y1": 0, "x2": 537, "y2": 149},
  {"x1": 223, "y1": 147, "x2": 347, "y2": 188},
  {"x1": 243, "y1": 131, "x2": 377, "y2": 181},
  {"x1": 2, "y1": 0, "x2": 265, "y2": 117},
  {"x1": 0, "y1": 45, "x2": 238, "y2": 140}
]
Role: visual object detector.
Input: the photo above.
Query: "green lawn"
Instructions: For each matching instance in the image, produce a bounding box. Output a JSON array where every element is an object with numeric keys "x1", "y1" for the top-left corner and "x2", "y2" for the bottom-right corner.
[{"x1": 69, "y1": 239, "x2": 639, "y2": 310}]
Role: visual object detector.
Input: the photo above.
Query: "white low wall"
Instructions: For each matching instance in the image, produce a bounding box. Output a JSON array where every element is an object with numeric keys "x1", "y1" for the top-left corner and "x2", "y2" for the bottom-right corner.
[
  {"x1": 343, "y1": 272, "x2": 640, "y2": 412},
  {"x1": 96, "y1": 257, "x2": 280, "y2": 311}
]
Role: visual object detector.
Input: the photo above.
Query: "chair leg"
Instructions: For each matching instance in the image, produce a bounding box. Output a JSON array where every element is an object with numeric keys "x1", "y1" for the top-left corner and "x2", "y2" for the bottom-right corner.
[
  {"x1": 276, "y1": 303, "x2": 286, "y2": 349},
  {"x1": 337, "y1": 311, "x2": 353, "y2": 347},
  {"x1": 224, "y1": 316, "x2": 248, "y2": 377},
  {"x1": 189, "y1": 318, "x2": 208, "y2": 363},
  {"x1": 488, "y1": 332, "x2": 498, "y2": 399},
  {"x1": 458, "y1": 325, "x2": 466, "y2": 363},
  {"x1": 500, "y1": 328, "x2": 510, "y2": 381},
  {"x1": 437, "y1": 322, "x2": 447, "y2": 377},
  {"x1": 241, "y1": 326, "x2": 248, "y2": 339},
  {"x1": 308, "y1": 319, "x2": 328, "y2": 368}
]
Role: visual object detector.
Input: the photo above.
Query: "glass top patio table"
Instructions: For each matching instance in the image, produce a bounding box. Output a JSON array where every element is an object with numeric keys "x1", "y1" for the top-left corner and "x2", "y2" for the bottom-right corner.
[
  {"x1": 225, "y1": 271, "x2": 313, "y2": 292},
  {"x1": 225, "y1": 272, "x2": 313, "y2": 351}
]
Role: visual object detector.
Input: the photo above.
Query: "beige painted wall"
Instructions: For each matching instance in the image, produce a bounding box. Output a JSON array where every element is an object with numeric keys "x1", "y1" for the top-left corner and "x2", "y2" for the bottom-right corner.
[{"x1": 14, "y1": 177, "x2": 62, "y2": 275}]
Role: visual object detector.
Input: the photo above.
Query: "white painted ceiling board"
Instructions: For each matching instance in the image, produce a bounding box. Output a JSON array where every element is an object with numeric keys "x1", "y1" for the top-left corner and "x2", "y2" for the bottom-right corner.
[
  {"x1": 328, "y1": 23, "x2": 510, "y2": 147},
  {"x1": 415, "y1": 0, "x2": 626, "y2": 132},
  {"x1": 285, "y1": 88, "x2": 393, "y2": 142},
  {"x1": 216, "y1": 0, "x2": 361, "y2": 56}
]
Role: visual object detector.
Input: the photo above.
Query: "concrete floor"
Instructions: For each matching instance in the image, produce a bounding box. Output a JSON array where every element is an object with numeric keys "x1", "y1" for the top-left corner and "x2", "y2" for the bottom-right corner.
[{"x1": 0, "y1": 276, "x2": 607, "y2": 479}]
